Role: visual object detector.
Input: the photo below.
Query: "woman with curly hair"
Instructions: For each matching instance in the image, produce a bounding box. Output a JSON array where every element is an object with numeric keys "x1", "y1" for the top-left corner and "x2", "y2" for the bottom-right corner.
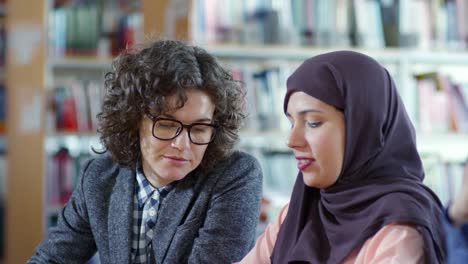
[{"x1": 29, "y1": 39, "x2": 263, "y2": 264}]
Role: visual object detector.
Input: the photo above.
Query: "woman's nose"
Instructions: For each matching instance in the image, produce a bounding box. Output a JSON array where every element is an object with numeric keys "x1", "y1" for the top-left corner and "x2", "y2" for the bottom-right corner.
[{"x1": 171, "y1": 128, "x2": 191, "y2": 150}]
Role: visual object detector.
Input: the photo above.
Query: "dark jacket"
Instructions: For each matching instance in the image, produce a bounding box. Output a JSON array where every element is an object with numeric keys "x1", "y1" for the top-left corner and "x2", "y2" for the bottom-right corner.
[{"x1": 28, "y1": 151, "x2": 263, "y2": 264}]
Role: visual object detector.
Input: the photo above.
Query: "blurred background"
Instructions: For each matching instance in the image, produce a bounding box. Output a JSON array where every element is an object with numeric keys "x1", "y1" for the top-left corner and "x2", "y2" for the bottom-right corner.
[{"x1": 2, "y1": 0, "x2": 468, "y2": 263}]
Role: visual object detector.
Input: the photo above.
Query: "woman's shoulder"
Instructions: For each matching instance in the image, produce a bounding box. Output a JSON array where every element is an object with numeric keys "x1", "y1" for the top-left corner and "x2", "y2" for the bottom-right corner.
[
  {"x1": 223, "y1": 150, "x2": 259, "y2": 165},
  {"x1": 83, "y1": 154, "x2": 119, "y2": 173},
  {"x1": 205, "y1": 150, "x2": 263, "y2": 194},
  {"x1": 369, "y1": 223, "x2": 423, "y2": 248},
  {"x1": 214, "y1": 150, "x2": 262, "y2": 177},
  {"x1": 348, "y1": 223, "x2": 424, "y2": 263},
  {"x1": 370, "y1": 223, "x2": 423, "y2": 244},
  {"x1": 80, "y1": 154, "x2": 130, "y2": 184}
]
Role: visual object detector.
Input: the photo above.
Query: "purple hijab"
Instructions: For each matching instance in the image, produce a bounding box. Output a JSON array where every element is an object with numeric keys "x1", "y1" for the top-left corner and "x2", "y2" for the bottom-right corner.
[{"x1": 270, "y1": 51, "x2": 446, "y2": 263}]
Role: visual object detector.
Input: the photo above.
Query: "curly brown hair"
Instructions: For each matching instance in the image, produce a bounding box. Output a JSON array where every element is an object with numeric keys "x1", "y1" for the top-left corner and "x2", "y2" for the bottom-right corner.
[{"x1": 97, "y1": 39, "x2": 246, "y2": 172}]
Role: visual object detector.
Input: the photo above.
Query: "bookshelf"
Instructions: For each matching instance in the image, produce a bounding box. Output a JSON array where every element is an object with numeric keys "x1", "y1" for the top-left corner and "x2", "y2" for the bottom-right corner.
[
  {"x1": 48, "y1": 57, "x2": 113, "y2": 70},
  {"x1": 6, "y1": 1, "x2": 46, "y2": 263},
  {"x1": 45, "y1": 44, "x2": 468, "y2": 221},
  {"x1": 0, "y1": 0, "x2": 4, "y2": 260},
  {"x1": 5, "y1": 0, "x2": 468, "y2": 263},
  {"x1": 46, "y1": 45, "x2": 468, "y2": 133},
  {"x1": 43, "y1": 0, "x2": 468, "y2": 236},
  {"x1": 238, "y1": 129, "x2": 468, "y2": 163},
  {"x1": 204, "y1": 44, "x2": 468, "y2": 123},
  {"x1": 202, "y1": 45, "x2": 468, "y2": 63},
  {"x1": 5, "y1": 0, "x2": 184, "y2": 263},
  {"x1": 188, "y1": 0, "x2": 468, "y2": 216}
]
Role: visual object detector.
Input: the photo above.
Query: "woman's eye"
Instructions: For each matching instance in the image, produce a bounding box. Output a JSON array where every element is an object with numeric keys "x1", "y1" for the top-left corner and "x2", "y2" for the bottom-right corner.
[{"x1": 307, "y1": 122, "x2": 322, "y2": 128}]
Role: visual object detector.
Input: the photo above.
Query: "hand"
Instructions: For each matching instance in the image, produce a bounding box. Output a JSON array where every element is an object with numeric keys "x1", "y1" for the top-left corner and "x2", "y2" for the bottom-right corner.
[{"x1": 449, "y1": 162, "x2": 468, "y2": 225}]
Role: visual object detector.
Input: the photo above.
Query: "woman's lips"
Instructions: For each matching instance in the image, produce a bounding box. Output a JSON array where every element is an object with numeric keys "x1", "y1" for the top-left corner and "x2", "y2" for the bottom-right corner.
[
  {"x1": 296, "y1": 157, "x2": 314, "y2": 170},
  {"x1": 164, "y1": 155, "x2": 188, "y2": 166}
]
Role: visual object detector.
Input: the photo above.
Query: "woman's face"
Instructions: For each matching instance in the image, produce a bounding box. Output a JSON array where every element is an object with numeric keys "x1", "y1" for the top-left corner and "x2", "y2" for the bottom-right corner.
[
  {"x1": 139, "y1": 89, "x2": 215, "y2": 187},
  {"x1": 286, "y1": 92, "x2": 346, "y2": 189}
]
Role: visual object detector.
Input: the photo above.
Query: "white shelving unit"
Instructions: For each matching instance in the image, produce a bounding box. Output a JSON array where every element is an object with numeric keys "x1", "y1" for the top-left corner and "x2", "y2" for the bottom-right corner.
[
  {"x1": 207, "y1": 45, "x2": 468, "y2": 163},
  {"x1": 240, "y1": 130, "x2": 468, "y2": 163},
  {"x1": 207, "y1": 45, "x2": 468, "y2": 125},
  {"x1": 48, "y1": 57, "x2": 113, "y2": 70},
  {"x1": 204, "y1": 44, "x2": 468, "y2": 63},
  {"x1": 417, "y1": 133, "x2": 468, "y2": 163},
  {"x1": 45, "y1": 46, "x2": 468, "y2": 164},
  {"x1": 44, "y1": 46, "x2": 468, "y2": 216},
  {"x1": 45, "y1": 132, "x2": 101, "y2": 156},
  {"x1": 45, "y1": 57, "x2": 110, "y2": 87}
]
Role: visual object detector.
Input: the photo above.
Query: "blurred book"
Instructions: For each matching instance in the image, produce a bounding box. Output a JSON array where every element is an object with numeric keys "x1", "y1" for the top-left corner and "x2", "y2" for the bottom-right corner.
[
  {"x1": 414, "y1": 72, "x2": 468, "y2": 133},
  {"x1": 191, "y1": 0, "x2": 468, "y2": 49},
  {"x1": 50, "y1": 80, "x2": 103, "y2": 133}
]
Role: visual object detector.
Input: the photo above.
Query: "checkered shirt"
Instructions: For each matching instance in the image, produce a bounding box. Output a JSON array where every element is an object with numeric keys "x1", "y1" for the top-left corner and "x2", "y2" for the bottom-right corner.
[{"x1": 131, "y1": 167, "x2": 175, "y2": 263}]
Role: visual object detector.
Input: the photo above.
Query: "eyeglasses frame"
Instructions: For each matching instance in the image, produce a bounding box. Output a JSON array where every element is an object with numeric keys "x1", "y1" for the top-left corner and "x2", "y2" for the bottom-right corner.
[{"x1": 146, "y1": 113, "x2": 219, "y2": 145}]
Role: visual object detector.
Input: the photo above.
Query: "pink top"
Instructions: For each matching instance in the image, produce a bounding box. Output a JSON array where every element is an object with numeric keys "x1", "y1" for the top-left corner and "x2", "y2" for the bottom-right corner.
[{"x1": 238, "y1": 203, "x2": 425, "y2": 264}]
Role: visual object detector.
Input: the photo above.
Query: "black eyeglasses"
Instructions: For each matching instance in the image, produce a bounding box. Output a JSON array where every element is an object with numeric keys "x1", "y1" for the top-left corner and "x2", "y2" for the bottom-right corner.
[{"x1": 146, "y1": 113, "x2": 218, "y2": 145}]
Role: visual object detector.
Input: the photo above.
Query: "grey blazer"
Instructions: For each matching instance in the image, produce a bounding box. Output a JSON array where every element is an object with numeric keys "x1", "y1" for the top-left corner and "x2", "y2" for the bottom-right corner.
[{"x1": 28, "y1": 151, "x2": 262, "y2": 264}]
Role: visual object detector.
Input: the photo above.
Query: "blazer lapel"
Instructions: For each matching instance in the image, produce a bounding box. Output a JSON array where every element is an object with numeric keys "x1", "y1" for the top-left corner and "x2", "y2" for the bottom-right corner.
[
  {"x1": 153, "y1": 172, "x2": 198, "y2": 262},
  {"x1": 108, "y1": 167, "x2": 135, "y2": 264}
]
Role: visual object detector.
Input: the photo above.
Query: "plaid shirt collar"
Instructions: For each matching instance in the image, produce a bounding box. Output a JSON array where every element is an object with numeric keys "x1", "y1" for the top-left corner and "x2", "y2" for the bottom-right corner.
[
  {"x1": 135, "y1": 167, "x2": 176, "y2": 208},
  {"x1": 132, "y1": 166, "x2": 177, "y2": 263}
]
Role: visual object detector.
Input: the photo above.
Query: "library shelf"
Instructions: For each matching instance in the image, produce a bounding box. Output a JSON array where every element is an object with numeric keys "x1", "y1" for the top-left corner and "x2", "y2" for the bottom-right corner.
[
  {"x1": 48, "y1": 57, "x2": 113, "y2": 70},
  {"x1": 240, "y1": 130, "x2": 468, "y2": 163},
  {"x1": 203, "y1": 44, "x2": 468, "y2": 65}
]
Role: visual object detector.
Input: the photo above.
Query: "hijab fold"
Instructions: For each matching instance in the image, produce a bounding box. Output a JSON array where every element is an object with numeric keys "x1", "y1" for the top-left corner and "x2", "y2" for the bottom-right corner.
[{"x1": 270, "y1": 51, "x2": 446, "y2": 263}]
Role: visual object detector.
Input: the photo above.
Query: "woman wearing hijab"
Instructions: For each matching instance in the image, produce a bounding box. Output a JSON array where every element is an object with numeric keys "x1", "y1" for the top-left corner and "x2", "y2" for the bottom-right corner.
[{"x1": 238, "y1": 50, "x2": 446, "y2": 263}]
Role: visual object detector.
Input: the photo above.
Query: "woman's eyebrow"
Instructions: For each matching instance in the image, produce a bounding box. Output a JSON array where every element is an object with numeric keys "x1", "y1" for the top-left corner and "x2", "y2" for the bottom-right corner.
[
  {"x1": 298, "y1": 109, "x2": 323, "y2": 115},
  {"x1": 161, "y1": 113, "x2": 213, "y2": 122},
  {"x1": 286, "y1": 109, "x2": 323, "y2": 117}
]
